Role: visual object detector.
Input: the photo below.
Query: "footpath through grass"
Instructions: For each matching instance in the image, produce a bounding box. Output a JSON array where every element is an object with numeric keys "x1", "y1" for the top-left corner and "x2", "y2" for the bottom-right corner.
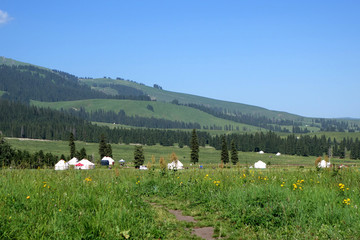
[{"x1": 1, "y1": 167, "x2": 360, "y2": 239}]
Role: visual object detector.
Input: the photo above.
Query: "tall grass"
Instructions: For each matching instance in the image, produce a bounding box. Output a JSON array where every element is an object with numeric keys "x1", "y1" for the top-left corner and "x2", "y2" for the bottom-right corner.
[{"x1": 1, "y1": 167, "x2": 359, "y2": 239}]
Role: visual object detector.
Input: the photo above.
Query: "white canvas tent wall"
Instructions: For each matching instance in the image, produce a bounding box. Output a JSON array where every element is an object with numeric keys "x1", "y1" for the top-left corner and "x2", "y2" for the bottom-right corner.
[
  {"x1": 139, "y1": 165, "x2": 148, "y2": 170},
  {"x1": 276, "y1": 152, "x2": 281, "y2": 156},
  {"x1": 75, "y1": 159, "x2": 95, "y2": 170},
  {"x1": 254, "y1": 160, "x2": 266, "y2": 169},
  {"x1": 318, "y1": 160, "x2": 330, "y2": 168},
  {"x1": 259, "y1": 151, "x2": 264, "y2": 154},
  {"x1": 101, "y1": 156, "x2": 115, "y2": 165},
  {"x1": 67, "y1": 157, "x2": 78, "y2": 166},
  {"x1": 55, "y1": 160, "x2": 69, "y2": 171},
  {"x1": 168, "y1": 160, "x2": 184, "y2": 170}
]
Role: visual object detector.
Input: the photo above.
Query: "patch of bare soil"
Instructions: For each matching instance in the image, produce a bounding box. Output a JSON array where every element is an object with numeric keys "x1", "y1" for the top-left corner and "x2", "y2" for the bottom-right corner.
[
  {"x1": 193, "y1": 227, "x2": 215, "y2": 240},
  {"x1": 150, "y1": 202, "x2": 215, "y2": 240},
  {"x1": 168, "y1": 209, "x2": 197, "y2": 223}
]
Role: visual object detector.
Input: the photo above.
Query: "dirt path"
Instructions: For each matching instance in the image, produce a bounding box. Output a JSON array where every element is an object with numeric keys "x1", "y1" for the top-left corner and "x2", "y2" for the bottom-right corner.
[{"x1": 150, "y1": 202, "x2": 215, "y2": 240}]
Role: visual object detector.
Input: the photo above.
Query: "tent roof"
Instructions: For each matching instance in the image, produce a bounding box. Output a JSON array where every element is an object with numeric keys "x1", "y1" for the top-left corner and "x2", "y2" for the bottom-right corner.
[
  {"x1": 102, "y1": 156, "x2": 114, "y2": 162},
  {"x1": 68, "y1": 157, "x2": 78, "y2": 165},
  {"x1": 55, "y1": 160, "x2": 68, "y2": 166},
  {"x1": 79, "y1": 159, "x2": 95, "y2": 165}
]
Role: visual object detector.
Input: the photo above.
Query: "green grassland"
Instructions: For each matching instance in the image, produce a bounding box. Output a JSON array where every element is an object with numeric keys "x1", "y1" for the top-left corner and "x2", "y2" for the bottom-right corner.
[
  {"x1": 0, "y1": 90, "x2": 5, "y2": 97},
  {"x1": 32, "y1": 99, "x2": 259, "y2": 131},
  {"x1": 1, "y1": 166, "x2": 360, "y2": 239},
  {"x1": 6, "y1": 138, "x2": 358, "y2": 168}
]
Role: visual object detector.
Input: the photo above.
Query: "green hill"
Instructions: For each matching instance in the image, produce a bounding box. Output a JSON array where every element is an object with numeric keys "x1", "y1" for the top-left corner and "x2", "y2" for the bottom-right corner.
[
  {"x1": 1, "y1": 56, "x2": 359, "y2": 133},
  {"x1": 80, "y1": 78, "x2": 305, "y2": 122},
  {"x1": 32, "y1": 99, "x2": 260, "y2": 132}
]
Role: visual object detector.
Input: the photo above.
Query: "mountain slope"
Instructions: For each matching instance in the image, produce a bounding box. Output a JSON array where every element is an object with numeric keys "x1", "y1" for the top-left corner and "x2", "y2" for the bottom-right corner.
[
  {"x1": 32, "y1": 99, "x2": 260, "y2": 132},
  {"x1": 80, "y1": 78, "x2": 305, "y2": 122}
]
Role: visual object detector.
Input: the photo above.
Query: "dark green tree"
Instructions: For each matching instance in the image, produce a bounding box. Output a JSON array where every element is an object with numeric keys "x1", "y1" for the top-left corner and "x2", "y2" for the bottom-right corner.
[
  {"x1": 0, "y1": 137, "x2": 14, "y2": 167},
  {"x1": 99, "y1": 134, "x2": 107, "y2": 159},
  {"x1": 134, "y1": 145, "x2": 145, "y2": 168},
  {"x1": 190, "y1": 129, "x2": 199, "y2": 164},
  {"x1": 230, "y1": 140, "x2": 239, "y2": 165},
  {"x1": 221, "y1": 135, "x2": 229, "y2": 164},
  {"x1": 105, "y1": 143, "x2": 113, "y2": 157},
  {"x1": 69, "y1": 132, "x2": 76, "y2": 158},
  {"x1": 79, "y1": 147, "x2": 87, "y2": 160}
]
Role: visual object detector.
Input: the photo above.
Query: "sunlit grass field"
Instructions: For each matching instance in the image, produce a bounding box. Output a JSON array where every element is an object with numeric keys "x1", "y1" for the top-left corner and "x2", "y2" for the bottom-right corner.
[
  {"x1": 1, "y1": 167, "x2": 360, "y2": 239},
  {"x1": 5, "y1": 138, "x2": 359, "y2": 168}
]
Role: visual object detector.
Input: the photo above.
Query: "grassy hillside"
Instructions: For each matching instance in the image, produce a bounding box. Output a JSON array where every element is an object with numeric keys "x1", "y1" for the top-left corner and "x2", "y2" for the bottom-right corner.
[
  {"x1": 32, "y1": 99, "x2": 259, "y2": 132},
  {"x1": 80, "y1": 78, "x2": 307, "y2": 122}
]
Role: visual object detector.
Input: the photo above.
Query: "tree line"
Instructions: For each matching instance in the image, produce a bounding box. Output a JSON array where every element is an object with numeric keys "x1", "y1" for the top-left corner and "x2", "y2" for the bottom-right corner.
[
  {"x1": 0, "y1": 65, "x2": 152, "y2": 103},
  {"x1": 1, "y1": 99, "x2": 360, "y2": 160},
  {"x1": 64, "y1": 108, "x2": 202, "y2": 130}
]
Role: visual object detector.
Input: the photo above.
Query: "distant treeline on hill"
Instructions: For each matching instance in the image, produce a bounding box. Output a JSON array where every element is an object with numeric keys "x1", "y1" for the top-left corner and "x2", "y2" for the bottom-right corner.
[
  {"x1": 176, "y1": 102, "x2": 359, "y2": 133},
  {"x1": 0, "y1": 65, "x2": 152, "y2": 103},
  {"x1": 64, "y1": 108, "x2": 201, "y2": 130},
  {"x1": 1, "y1": 99, "x2": 360, "y2": 160},
  {"x1": 179, "y1": 102, "x2": 297, "y2": 133}
]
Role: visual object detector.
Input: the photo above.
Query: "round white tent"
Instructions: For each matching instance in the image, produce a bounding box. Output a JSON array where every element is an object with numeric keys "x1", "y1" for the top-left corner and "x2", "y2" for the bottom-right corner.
[
  {"x1": 75, "y1": 159, "x2": 95, "y2": 170},
  {"x1": 276, "y1": 152, "x2": 281, "y2": 156},
  {"x1": 259, "y1": 151, "x2": 264, "y2": 154},
  {"x1": 101, "y1": 156, "x2": 115, "y2": 166},
  {"x1": 67, "y1": 157, "x2": 78, "y2": 166},
  {"x1": 55, "y1": 160, "x2": 69, "y2": 171},
  {"x1": 168, "y1": 160, "x2": 184, "y2": 170},
  {"x1": 254, "y1": 160, "x2": 266, "y2": 169},
  {"x1": 318, "y1": 160, "x2": 330, "y2": 168}
]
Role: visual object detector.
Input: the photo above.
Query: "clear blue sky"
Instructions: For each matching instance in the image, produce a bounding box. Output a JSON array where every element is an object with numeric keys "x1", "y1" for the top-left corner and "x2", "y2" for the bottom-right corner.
[{"x1": 1, "y1": 1, "x2": 360, "y2": 118}]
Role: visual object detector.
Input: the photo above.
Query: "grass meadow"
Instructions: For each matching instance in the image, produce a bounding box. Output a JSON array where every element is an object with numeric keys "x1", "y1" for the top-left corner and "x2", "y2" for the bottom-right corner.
[
  {"x1": 2, "y1": 138, "x2": 360, "y2": 239},
  {"x1": 1, "y1": 166, "x2": 360, "y2": 239},
  {"x1": 5, "y1": 138, "x2": 359, "y2": 168}
]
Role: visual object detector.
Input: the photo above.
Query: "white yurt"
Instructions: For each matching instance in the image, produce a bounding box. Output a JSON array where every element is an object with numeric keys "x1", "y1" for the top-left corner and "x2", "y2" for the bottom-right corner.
[
  {"x1": 168, "y1": 160, "x2": 184, "y2": 170},
  {"x1": 75, "y1": 159, "x2": 95, "y2": 170},
  {"x1": 119, "y1": 159, "x2": 125, "y2": 166},
  {"x1": 259, "y1": 151, "x2": 265, "y2": 154},
  {"x1": 67, "y1": 157, "x2": 79, "y2": 166},
  {"x1": 254, "y1": 160, "x2": 267, "y2": 169},
  {"x1": 318, "y1": 160, "x2": 330, "y2": 168},
  {"x1": 139, "y1": 165, "x2": 148, "y2": 170},
  {"x1": 100, "y1": 156, "x2": 115, "y2": 166},
  {"x1": 55, "y1": 160, "x2": 69, "y2": 171},
  {"x1": 276, "y1": 152, "x2": 281, "y2": 156}
]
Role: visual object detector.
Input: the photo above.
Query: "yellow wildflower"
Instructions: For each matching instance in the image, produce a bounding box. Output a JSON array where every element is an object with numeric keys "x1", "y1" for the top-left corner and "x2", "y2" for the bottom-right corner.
[{"x1": 26, "y1": 196, "x2": 30, "y2": 199}]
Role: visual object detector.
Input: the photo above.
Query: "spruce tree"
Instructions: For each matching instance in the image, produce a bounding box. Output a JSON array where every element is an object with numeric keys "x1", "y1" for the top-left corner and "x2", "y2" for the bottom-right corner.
[
  {"x1": 221, "y1": 135, "x2": 229, "y2": 164},
  {"x1": 99, "y1": 134, "x2": 107, "y2": 159},
  {"x1": 69, "y1": 132, "x2": 75, "y2": 158},
  {"x1": 190, "y1": 129, "x2": 199, "y2": 164},
  {"x1": 134, "y1": 145, "x2": 145, "y2": 168},
  {"x1": 79, "y1": 147, "x2": 87, "y2": 160},
  {"x1": 105, "y1": 143, "x2": 113, "y2": 157},
  {"x1": 230, "y1": 140, "x2": 239, "y2": 165}
]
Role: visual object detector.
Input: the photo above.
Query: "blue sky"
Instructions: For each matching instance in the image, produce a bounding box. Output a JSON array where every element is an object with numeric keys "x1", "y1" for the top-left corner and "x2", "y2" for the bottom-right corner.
[{"x1": 1, "y1": 1, "x2": 360, "y2": 118}]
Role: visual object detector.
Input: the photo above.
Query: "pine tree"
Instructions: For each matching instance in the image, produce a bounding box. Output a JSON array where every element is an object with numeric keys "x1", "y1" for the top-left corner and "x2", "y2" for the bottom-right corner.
[
  {"x1": 69, "y1": 132, "x2": 75, "y2": 158},
  {"x1": 134, "y1": 145, "x2": 145, "y2": 168},
  {"x1": 105, "y1": 144, "x2": 112, "y2": 157},
  {"x1": 230, "y1": 140, "x2": 238, "y2": 165},
  {"x1": 79, "y1": 147, "x2": 87, "y2": 160},
  {"x1": 221, "y1": 135, "x2": 229, "y2": 164},
  {"x1": 99, "y1": 134, "x2": 107, "y2": 159},
  {"x1": 190, "y1": 129, "x2": 199, "y2": 164}
]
